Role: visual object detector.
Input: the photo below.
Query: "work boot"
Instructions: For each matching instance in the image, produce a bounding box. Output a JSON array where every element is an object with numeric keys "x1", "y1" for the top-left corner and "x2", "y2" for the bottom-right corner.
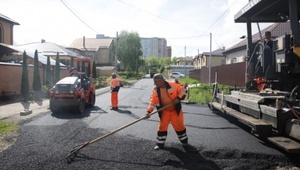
[
  {"x1": 154, "y1": 145, "x2": 164, "y2": 150},
  {"x1": 182, "y1": 142, "x2": 189, "y2": 147}
]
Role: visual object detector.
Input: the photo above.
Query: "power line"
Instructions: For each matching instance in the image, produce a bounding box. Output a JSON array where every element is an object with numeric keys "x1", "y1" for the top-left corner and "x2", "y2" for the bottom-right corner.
[
  {"x1": 60, "y1": 0, "x2": 98, "y2": 34},
  {"x1": 116, "y1": 0, "x2": 206, "y2": 33},
  {"x1": 174, "y1": 0, "x2": 239, "y2": 56},
  {"x1": 203, "y1": 0, "x2": 238, "y2": 33}
]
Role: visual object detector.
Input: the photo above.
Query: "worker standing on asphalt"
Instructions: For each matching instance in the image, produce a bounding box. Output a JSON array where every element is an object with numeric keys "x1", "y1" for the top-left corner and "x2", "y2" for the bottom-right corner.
[
  {"x1": 145, "y1": 73, "x2": 188, "y2": 150},
  {"x1": 110, "y1": 73, "x2": 120, "y2": 110}
]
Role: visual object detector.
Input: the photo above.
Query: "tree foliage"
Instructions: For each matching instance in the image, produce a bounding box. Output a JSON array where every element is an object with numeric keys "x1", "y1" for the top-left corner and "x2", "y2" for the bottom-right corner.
[
  {"x1": 46, "y1": 56, "x2": 52, "y2": 85},
  {"x1": 55, "y1": 52, "x2": 60, "y2": 83},
  {"x1": 33, "y1": 50, "x2": 41, "y2": 91},
  {"x1": 172, "y1": 56, "x2": 183, "y2": 64},
  {"x1": 21, "y1": 51, "x2": 29, "y2": 101},
  {"x1": 92, "y1": 61, "x2": 96, "y2": 77},
  {"x1": 87, "y1": 61, "x2": 91, "y2": 76},
  {"x1": 117, "y1": 31, "x2": 142, "y2": 72},
  {"x1": 145, "y1": 56, "x2": 172, "y2": 73}
]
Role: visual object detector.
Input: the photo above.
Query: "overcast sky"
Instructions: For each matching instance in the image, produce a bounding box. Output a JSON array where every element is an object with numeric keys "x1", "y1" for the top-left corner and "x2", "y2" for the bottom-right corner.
[{"x1": 0, "y1": 0, "x2": 272, "y2": 57}]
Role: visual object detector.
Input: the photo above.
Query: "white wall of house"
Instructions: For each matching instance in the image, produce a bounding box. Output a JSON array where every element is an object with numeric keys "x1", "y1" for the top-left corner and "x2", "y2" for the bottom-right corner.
[{"x1": 225, "y1": 49, "x2": 246, "y2": 64}]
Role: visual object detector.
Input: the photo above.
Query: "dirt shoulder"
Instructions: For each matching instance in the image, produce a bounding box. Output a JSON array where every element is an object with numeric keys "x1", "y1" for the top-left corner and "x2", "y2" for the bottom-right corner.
[{"x1": 0, "y1": 131, "x2": 19, "y2": 152}]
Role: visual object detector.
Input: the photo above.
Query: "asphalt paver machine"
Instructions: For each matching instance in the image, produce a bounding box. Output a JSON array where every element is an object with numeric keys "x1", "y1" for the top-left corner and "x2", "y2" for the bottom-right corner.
[{"x1": 210, "y1": 0, "x2": 300, "y2": 153}]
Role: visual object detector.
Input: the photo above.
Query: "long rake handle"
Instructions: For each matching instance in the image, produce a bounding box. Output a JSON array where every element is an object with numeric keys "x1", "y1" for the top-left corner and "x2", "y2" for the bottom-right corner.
[{"x1": 75, "y1": 102, "x2": 176, "y2": 149}]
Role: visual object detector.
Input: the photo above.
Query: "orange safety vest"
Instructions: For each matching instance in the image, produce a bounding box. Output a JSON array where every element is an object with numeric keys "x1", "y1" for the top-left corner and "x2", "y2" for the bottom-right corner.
[
  {"x1": 147, "y1": 81, "x2": 186, "y2": 117},
  {"x1": 111, "y1": 78, "x2": 120, "y2": 92}
]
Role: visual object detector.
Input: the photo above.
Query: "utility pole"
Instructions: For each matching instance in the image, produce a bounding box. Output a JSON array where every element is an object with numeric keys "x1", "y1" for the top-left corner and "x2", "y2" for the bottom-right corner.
[
  {"x1": 198, "y1": 49, "x2": 200, "y2": 82},
  {"x1": 136, "y1": 50, "x2": 138, "y2": 77},
  {"x1": 184, "y1": 46, "x2": 186, "y2": 75},
  {"x1": 209, "y1": 33, "x2": 212, "y2": 84},
  {"x1": 115, "y1": 32, "x2": 118, "y2": 74}
]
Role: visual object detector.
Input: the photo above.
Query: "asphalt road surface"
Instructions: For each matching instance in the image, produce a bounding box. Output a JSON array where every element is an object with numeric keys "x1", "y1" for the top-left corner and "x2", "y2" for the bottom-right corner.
[{"x1": 0, "y1": 76, "x2": 299, "y2": 169}]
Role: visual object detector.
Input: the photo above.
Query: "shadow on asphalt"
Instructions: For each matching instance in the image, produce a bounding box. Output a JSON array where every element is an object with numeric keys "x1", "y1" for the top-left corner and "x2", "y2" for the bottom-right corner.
[
  {"x1": 50, "y1": 106, "x2": 107, "y2": 119},
  {"x1": 163, "y1": 145, "x2": 221, "y2": 169}
]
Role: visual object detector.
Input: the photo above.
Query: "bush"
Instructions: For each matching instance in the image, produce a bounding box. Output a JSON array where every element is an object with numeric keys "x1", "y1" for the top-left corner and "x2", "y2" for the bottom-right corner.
[
  {"x1": 95, "y1": 76, "x2": 109, "y2": 88},
  {"x1": 179, "y1": 77, "x2": 230, "y2": 104}
]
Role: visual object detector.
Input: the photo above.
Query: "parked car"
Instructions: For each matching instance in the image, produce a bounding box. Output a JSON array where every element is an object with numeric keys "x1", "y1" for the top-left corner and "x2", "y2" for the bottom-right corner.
[{"x1": 170, "y1": 72, "x2": 185, "y2": 78}]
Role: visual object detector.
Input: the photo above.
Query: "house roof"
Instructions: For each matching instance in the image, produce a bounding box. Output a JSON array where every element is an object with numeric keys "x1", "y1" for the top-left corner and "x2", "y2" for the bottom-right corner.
[
  {"x1": 177, "y1": 56, "x2": 193, "y2": 62},
  {"x1": 17, "y1": 42, "x2": 84, "y2": 58},
  {"x1": 194, "y1": 48, "x2": 224, "y2": 59},
  {"x1": 69, "y1": 38, "x2": 113, "y2": 51},
  {"x1": 0, "y1": 13, "x2": 19, "y2": 25},
  {"x1": 0, "y1": 43, "x2": 65, "y2": 66},
  {"x1": 223, "y1": 22, "x2": 291, "y2": 54},
  {"x1": 202, "y1": 48, "x2": 224, "y2": 56}
]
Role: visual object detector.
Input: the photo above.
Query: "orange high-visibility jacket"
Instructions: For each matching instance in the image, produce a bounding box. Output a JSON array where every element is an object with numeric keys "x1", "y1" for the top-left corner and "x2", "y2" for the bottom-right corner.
[
  {"x1": 147, "y1": 81, "x2": 186, "y2": 116},
  {"x1": 111, "y1": 78, "x2": 120, "y2": 92}
]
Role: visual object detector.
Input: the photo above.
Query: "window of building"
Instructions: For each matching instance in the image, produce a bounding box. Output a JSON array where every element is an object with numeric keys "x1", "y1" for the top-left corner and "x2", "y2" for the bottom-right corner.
[{"x1": 231, "y1": 58, "x2": 237, "y2": 63}]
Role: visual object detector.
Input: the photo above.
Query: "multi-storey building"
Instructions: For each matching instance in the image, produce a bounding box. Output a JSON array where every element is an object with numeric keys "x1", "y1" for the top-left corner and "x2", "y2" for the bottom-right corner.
[{"x1": 140, "y1": 37, "x2": 168, "y2": 58}]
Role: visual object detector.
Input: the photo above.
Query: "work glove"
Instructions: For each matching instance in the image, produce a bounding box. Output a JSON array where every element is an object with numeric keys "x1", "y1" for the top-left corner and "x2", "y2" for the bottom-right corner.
[
  {"x1": 144, "y1": 112, "x2": 151, "y2": 119},
  {"x1": 174, "y1": 98, "x2": 180, "y2": 104}
]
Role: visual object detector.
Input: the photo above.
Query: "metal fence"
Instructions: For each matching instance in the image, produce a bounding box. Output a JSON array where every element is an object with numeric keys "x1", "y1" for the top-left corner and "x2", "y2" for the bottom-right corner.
[{"x1": 189, "y1": 62, "x2": 246, "y2": 87}]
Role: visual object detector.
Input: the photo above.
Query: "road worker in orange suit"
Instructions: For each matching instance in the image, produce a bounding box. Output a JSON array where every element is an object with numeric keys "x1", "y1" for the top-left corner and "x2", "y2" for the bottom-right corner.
[
  {"x1": 110, "y1": 73, "x2": 120, "y2": 110},
  {"x1": 145, "y1": 73, "x2": 188, "y2": 150}
]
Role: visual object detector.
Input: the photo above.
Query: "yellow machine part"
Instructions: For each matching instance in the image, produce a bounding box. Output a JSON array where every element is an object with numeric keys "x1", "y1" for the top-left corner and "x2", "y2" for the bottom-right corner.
[{"x1": 294, "y1": 46, "x2": 300, "y2": 58}]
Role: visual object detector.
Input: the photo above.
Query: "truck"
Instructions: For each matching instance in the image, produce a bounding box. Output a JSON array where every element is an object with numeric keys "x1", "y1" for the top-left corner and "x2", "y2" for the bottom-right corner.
[
  {"x1": 210, "y1": 0, "x2": 300, "y2": 153},
  {"x1": 149, "y1": 65, "x2": 157, "y2": 78},
  {"x1": 49, "y1": 58, "x2": 96, "y2": 114}
]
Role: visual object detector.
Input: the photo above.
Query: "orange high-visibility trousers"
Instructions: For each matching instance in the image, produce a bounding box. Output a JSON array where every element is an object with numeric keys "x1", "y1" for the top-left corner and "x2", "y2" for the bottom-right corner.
[
  {"x1": 111, "y1": 92, "x2": 118, "y2": 108},
  {"x1": 158, "y1": 110, "x2": 186, "y2": 132}
]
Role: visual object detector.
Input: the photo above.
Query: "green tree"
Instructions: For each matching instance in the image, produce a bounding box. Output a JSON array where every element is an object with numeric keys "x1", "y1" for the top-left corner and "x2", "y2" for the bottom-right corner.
[
  {"x1": 33, "y1": 50, "x2": 41, "y2": 91},
  {"x1": 145, "y1": 56, "x2": 160, "y2": 66},
  {"x1": 172, "y1": 56, "x2": 183, "y2": 64},
  {"x1": 87, "y1": 61, "x2": 91, "y2": 76},
  {"x1": 117, "y1": 30, "x2": 142, "y2": 73},
  {"x1": 21, "y1": 51, "x2": 30, "y2": 101},
  {"x1": 159, "y1": 57, "x2": 172, "y2": 67},
  {"x1": 92, "y1": 61, "x2": 96, "y2": 77},
  {"x1": 55, "y1": 52, "x2": 60, "y2": 83},
  {"x1": 46, "y1": 56, "x2": 52, "y2": 85}
]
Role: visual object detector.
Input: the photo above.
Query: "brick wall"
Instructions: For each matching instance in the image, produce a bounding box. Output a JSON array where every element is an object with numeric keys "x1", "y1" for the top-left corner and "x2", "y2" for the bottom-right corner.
[{"x1": 0, "y1": 63, "x2": 69, "y2": 95}]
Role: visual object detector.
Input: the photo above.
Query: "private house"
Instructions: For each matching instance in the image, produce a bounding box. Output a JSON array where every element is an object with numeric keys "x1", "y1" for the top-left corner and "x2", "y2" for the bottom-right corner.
[
  {"x1": 223, "y1": 22, "x2": 291, "y2": 64},
  {"x1": 0, "y1": 13, "x2": 70, "y2": 95},
  {"x1": 69, "y1": 37, "x2": 115, "y2": 66},
  {"x1": 193, "y1": 48, "x2": 225, "y2": 69},
  {"x1": 168, "y1": 56, "x2": 194, "y2": 76},
  {"x1": 0, "y1": 43, "x2": 63, "y2": 66},
  {"x1": 17, "y1": 41, "x2": 84, "y2": 67},
  {"x1": 0, "y1": 13, "x2": 19, "y2": 45},
  {"x1": 68, "y1": 37, "x2": 116, "y2": 76}
]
